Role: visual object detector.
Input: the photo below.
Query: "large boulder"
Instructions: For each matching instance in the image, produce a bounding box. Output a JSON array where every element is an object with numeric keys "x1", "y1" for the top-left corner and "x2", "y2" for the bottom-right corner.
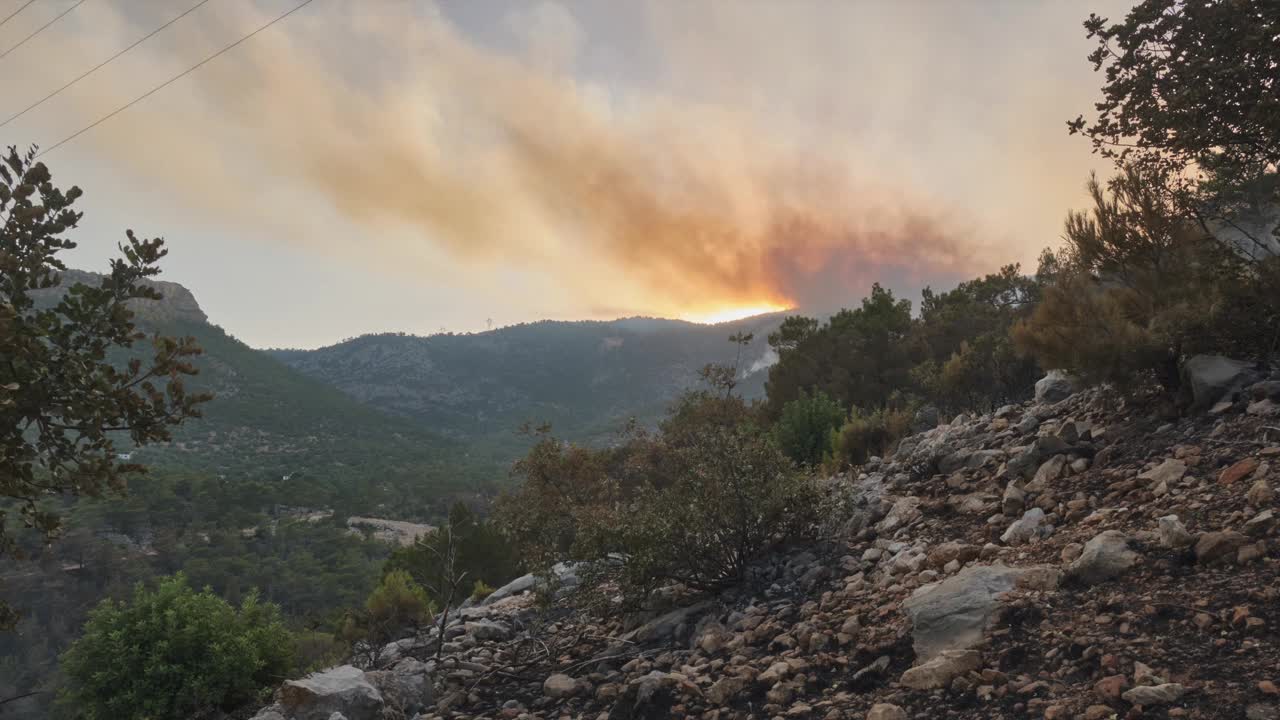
[
  {"x1": 901, "y1": 564, "x2": 1026, "y2": 661},
  {"x1": 365, "y1": 658, "x2": 431, "y2": 717},
  {"x1": 482, "y1": 561, "x2": 585, "y2": 605},
  {"x1": 1067, "y1": 530, "x2": 1139, "y2": 585},
  {"x1": 278, "y1": 665, "x2": 383, "y2": 720},
  {"x1": 628, "y1": 601, "x2": 714, "y2": 644},
  {"x1": 1182, "y1": 355, "x2": 1259, "y2": 410},
  {"x1": 481, "y1": 572, "x2": 536, "y2": 605},
  {"x1": 1035, "y1": 370, "x2": 1076, "y2": 404}
]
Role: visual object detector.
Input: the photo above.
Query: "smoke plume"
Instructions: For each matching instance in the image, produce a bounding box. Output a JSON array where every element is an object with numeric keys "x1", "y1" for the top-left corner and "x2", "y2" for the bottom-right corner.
[{"x1": 3, "y1": 1, "x2": 1111, "y2": 321}]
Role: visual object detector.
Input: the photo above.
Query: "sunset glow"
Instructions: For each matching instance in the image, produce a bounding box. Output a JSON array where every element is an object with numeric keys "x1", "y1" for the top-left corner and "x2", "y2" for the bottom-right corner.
[{"x1": 683, "y1": 304, "x2": 792, "y2": 325}]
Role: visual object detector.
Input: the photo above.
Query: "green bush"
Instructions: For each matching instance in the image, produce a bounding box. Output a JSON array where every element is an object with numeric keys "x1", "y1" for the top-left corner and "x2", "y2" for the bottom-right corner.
[
  {"x1": 292, "y1": 631, "x2": 348, "y2": 673},
  {"x1": 494, "y1": 430, "x2": 622, "y2": 572},
  {"x1": 829, "y1": 407, "x2": 913, "y2": 468},
  {"x1": 340, "y1": 570, "x2": 435, "y2": 660},
  {"x1": 365, "y1": 569, "x2": 433, "y2": 628},
  {"x1": 1012, "y1": 167, "x2": 1257, "y2": 394},
  {"x1": 470, "y1": 579, "x2": 496, "y2": 602},
  {"x1": 499, "y1": 392, "x2": 820, "y2": 607},
  {"x1": 385, "y1": 502, "x2": 522, "y2": 608},
  {"x1": 773, "y1": 389, "x2": 845, "y2": 466},
  {"x1": 58, "y1": 574, "x2": 292, "y2": 720},
  {"x1": 763, "y1": 269, "x2": 1043, "y2": 424},
  {"x1": 612, "y1": 422, "x2": 819, "y2": 596}
]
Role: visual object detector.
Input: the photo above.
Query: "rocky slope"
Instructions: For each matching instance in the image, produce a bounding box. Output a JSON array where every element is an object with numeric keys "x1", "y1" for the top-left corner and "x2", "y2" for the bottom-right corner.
[{"x1": 249, "y1": 361, "x2": 1280, "y2": 720}]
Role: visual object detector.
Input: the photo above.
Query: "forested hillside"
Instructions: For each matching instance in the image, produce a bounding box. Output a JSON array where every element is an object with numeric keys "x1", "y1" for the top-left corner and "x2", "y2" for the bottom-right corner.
[
  {"x1": 1, "y1": 271, "x2": 486, "y2": 713},
  {"x1": 268, "y1": 313, "x2": 787, "y2": 461}
]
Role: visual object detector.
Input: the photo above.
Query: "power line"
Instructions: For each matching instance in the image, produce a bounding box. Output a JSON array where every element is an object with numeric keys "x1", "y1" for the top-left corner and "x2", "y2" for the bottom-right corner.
[
  {"x1": 0, "y1": 0, "x2": 39, "y2": 31},
  {"x1": 37, "y1": 0, "x2": 316, "y2": 158},
  {"x1": 0, "y1": 0, "x2": 85, "y2": 60},
  {"x1": 2, "y1": 0, "x2": 213, "y2": 129}
]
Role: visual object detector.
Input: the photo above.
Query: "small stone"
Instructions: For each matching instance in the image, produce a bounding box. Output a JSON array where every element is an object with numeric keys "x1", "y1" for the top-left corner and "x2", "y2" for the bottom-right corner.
[
  {"x1": 1069, "y1": 530, "x2": 1139, "y2": 585},
  {"x1": 899, "y1": 650, "x2": 982, "y2": 690},
  {"x1": 1060, "y1": 543, "x2": 1084, "y2": 563},
  {"x1": 1238, "y1": 542, "x2": 1266, "y2": 564},
  {"x1": 927, "y1": 541, "x2": 980, "y2": 568},
  {"x1": 1195, "y1": 530, "x2": 1250, "y2": 564},
  {"x1": 1139, "y1": 459, "x2": 1187, "y2": 486},
  {"x1": 757, "y1": 661, "x2": 791, "y2": 687},
  {"x1": 1133, "y1": 661, "x2": 1162, "y2": 686},
  {"x1": 1245, "y1": 509, "x2": 1276, "y2": 536},
  {"x1": 1259, "y1": 680, "x2": 1279, "y2": 696},
  {"x1": 1249, "y1": 399, "x2": 1280, "y2": 416},
  {"x1": 1246, "y1": 703, "x2": 1280, "y2": 720},
  {"x1": 1001, "y1": 507, "x2": 1046, "y2": 546},
  {"x1": 1003, "y1": 483, "x2": 1026, "y2": 517},
  {"x1": 865, "y1": 704, "x2": 907, "y2": 720},
  {"x1": 1030, "y1": 455, "x2": 1067, "y2": 490},
  {"x1": 1221, "y1": 457, "x2": 1261, "y2": 485},
  {"x1": 1035, "y1": 371, "x2": 1075, "y2": 403},
  {"x1": 1247, "y1": 480, "x2": 1275, "y2": 507},
  {"x1": 1094, "y1": 674, "x2": 1128, "y2": 700},
  {"x1": 1121, "y1": 682, "x2": 1186, "y2": 705},
  {"x1": 543, "y1": 673, "x2": 581, "y2": 699},
  {"x1": 706, "y1": 677, "x2": 747, "y2": 706},
  {"x1": 1157, "y1": 514, "x2": 1196, "y2": 548}
]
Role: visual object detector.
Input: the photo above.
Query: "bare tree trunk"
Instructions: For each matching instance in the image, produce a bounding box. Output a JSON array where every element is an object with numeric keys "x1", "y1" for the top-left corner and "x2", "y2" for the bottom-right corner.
[{"x1": 424, "y1": 525, "x2": 468, "y2": 660}]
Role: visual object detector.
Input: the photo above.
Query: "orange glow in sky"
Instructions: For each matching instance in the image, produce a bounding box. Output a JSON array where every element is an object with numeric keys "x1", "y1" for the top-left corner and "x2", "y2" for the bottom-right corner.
[{"x1": 682, "y1": 303, "x2": 791, "y2": 325}]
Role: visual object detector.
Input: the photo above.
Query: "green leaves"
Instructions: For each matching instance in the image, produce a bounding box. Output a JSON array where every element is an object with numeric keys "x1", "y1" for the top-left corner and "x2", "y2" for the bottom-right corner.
[
  {"x1": 1072, "y1": 0, "x2": 1279, "y2": 231},
  {"x1": 58, "y1": 574, "x2": 293, "y2": 720},
  {"x1": 0, "y1": 145, "x2": 210, "y2": 628},
  {"x1": 774, "y1": 389, "x2": 844, "y2": 467},
  {"x1": 498, "y1": 392, "x2": 819, "y2": 608}
]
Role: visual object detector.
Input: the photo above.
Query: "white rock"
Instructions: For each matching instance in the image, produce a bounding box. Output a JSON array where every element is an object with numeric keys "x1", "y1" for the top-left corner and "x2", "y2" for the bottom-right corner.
[
  {"x1": 1001, "y1": 508, "x2": 1046, "y2": 546},
  {"x1": 1157, "y1": 515, "x2": 1196, "y2": 548},
  {"x1": 1122, "y1": 683, "x2": 1186, "y2": 705}
]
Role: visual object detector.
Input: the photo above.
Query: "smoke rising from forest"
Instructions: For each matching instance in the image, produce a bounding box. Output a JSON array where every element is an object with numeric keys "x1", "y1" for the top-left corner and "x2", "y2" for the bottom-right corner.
[{"x1": 5, "y1": 0, "x2": 1115, "y2": 325}]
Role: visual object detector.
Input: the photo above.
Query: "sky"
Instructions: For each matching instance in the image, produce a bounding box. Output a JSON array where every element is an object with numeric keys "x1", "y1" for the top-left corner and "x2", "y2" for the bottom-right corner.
[{"x1": 0, "y1": 0, "x2": 1129, "y2": 348}]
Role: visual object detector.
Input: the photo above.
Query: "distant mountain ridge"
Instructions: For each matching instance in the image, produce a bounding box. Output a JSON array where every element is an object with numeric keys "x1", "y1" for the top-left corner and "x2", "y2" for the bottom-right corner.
[
  {"x1": 268, "y1": 313, "x2": 789, "y2": 452},
  {"x1": 37, "y1": 269, "x2": 474, "y2": 491},
  {"x1": 43, "y1": 268, "x2": 797, "y2": 470}
]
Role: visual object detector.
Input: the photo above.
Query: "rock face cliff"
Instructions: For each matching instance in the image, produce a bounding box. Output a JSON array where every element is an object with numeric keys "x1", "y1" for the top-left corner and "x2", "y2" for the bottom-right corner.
[
  {"x1": 251, "y1": 371, "x2": 1280, "y2": 720},
  {"x1": 30, "y1": 268, "x2": 208, "y2": 326}
]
